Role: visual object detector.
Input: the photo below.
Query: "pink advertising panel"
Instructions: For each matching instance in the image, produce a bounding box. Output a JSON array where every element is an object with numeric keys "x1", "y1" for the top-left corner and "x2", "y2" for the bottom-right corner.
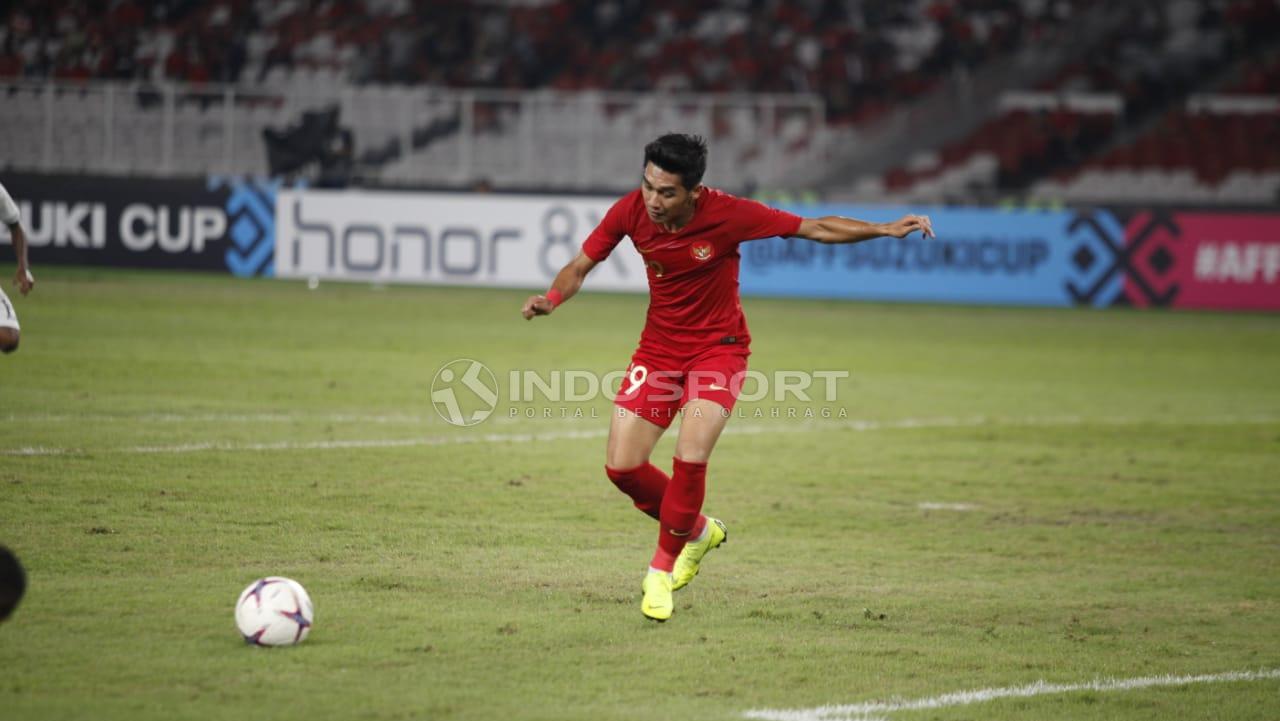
[{"x1": 1123, "y1": 212, "x2": 1280, "y2": 310}]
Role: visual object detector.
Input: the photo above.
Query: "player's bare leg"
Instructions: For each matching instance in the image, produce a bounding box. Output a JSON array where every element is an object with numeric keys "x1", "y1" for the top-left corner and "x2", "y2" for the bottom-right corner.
[
  {"x1": 605, "y1": 408, "x2": 666, "y2": 471},
  {"x1": 0, "y1": 328, "x2": 18, "y2": 354},
  {"x1": 673, "y1": 398, "x2": 731, "y2": 462}
]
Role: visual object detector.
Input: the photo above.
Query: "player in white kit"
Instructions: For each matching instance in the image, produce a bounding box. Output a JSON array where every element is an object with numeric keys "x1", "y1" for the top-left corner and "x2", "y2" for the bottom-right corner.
[{"x1": 1, "y1": 181, "x2": 34, "y2": 353}]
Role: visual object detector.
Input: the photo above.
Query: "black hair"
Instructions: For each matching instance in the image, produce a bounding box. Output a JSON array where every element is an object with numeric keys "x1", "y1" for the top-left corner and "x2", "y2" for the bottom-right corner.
[{"x1": 643, "y1": 133, "x2": 708, "y2": 190}]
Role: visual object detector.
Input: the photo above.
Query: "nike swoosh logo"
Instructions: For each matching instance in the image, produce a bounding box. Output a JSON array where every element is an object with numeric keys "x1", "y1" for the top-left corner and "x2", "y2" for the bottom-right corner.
[{"x1": 708, "y1": 384, "x2": 726, "y2": 391}]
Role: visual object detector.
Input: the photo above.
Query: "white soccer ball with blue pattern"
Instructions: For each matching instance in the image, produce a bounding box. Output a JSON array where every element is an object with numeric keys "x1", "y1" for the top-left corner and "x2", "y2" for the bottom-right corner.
[{"x1": 235, "y1": 577, "x2": 314, "y2": 646}]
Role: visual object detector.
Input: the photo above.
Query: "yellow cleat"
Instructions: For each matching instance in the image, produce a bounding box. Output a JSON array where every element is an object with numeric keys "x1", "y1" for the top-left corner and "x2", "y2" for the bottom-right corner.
[
  {"x1": 641, "y1": 570, "x2": 674, "y2": 622},
  {"x1": 672, "y1": 518, "x2": 727, "y2": 591}
]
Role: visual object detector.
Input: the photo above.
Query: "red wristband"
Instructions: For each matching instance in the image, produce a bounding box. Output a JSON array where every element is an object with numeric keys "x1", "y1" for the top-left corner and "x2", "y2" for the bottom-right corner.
[{"x1": 545, "y1": 288, "x2": 563, "y2": 308}]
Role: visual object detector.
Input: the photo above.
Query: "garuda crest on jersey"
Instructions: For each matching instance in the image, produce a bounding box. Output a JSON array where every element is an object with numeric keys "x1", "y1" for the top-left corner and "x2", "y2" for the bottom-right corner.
[{"x1": 690, "y1": 242, "x2": 714, "y2": 262}]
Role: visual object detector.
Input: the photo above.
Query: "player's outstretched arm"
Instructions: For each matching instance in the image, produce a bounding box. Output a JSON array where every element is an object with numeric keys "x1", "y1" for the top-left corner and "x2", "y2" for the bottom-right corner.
[
  {"x1": 9, "y1": 222, "x2": 34, "y2": 296},
  {"x1": 521, "y1": 251, "x2": 598, "y2": 320},
  {"x1": 795, "y1": 214, "x2": 934, "y2": 244}
]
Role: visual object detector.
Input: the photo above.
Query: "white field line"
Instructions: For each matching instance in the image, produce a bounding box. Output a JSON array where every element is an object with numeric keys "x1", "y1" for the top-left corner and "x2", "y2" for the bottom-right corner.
[
  {"x1": 742, "y1": 668, "x2": 1280, "y2": 721},
  {"x1": 3, "y1": 414, "x2": 1278, "y2": 457},
  {"x1": 0, "y1": 427, "x2": 612, "y2": 457},
  {"x1": 0, "y1": 415, "x2": 1051, "y2": 456},
  {"x1": 917, "y1": 502, "x2": 978, "y2": 511}
]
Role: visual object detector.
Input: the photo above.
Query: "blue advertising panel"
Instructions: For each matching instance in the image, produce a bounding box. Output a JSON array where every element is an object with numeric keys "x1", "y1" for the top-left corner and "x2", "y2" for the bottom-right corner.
[{"x1": 740, "y1": 205, "x2": 1103, "y2": 307}]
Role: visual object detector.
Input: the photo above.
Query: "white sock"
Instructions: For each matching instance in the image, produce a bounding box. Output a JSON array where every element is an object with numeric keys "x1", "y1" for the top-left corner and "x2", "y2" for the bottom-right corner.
[{"x1": 648, "y1": 566, "x2": 671, "y2": 576}]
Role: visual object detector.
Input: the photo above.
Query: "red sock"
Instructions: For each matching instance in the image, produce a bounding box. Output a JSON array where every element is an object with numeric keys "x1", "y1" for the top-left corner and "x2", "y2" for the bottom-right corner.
[
  {"x1": 605, "y1": 463, "x2": 669, "y2": 520},
  {"x1": 651, "y1": 457, "x2": 707, "y2": 571}
]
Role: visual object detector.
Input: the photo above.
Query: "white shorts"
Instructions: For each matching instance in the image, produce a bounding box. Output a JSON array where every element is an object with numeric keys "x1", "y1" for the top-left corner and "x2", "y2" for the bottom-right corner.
[{"x1": 0, "y1": 285, "x2": 18, "y2": 331}]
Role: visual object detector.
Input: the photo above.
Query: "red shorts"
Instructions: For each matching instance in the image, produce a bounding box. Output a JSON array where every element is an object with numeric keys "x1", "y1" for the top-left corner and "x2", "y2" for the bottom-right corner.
[{"x1": 614, "y1": 345, "x2": 750, "y2": 429}]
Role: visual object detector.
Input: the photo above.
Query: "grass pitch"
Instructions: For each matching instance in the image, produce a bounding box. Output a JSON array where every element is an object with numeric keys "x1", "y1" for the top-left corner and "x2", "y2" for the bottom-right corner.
[{"x1": 1, "y1": 266, "x2": 1278, "y2": 721}]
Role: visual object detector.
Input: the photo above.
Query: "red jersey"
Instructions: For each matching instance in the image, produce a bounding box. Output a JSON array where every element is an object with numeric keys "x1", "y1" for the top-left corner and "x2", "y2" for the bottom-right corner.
[{"x1": 582, "y1": 187, "x2": 802, "y2": 354}]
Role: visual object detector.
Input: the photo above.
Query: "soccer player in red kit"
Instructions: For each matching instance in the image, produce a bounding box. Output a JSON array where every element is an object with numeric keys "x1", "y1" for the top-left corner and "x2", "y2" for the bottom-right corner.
[{"x1": 522, "y1": 134, "x2": 934, "y2": 622}]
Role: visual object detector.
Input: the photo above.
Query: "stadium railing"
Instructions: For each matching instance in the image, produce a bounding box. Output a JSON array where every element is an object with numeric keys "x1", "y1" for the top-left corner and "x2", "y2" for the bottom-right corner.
[{"x1": 0, "y1": 80, "x2": 826, "y2": 192}]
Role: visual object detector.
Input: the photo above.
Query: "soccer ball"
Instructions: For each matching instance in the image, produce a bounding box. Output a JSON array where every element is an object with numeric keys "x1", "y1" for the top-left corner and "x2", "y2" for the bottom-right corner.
[{"x1": 234, "y1": 577, "x2": 314, "y2": 646}]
